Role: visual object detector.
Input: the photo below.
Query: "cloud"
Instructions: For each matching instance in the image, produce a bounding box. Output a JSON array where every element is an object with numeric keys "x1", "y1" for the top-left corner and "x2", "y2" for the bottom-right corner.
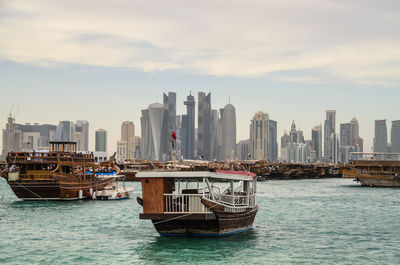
[{"x1": 0, "y1": 0, "x2": 399, "y2": 86}]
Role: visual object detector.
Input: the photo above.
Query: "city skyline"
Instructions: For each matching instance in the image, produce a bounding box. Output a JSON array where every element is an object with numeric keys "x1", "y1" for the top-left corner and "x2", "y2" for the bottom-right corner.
[
  {"x1": 2, "y1": 90, "x2": 399, "y2": 160},
  {"x1": 1, "y1": 1, "x2": 399, "y2": 154}
]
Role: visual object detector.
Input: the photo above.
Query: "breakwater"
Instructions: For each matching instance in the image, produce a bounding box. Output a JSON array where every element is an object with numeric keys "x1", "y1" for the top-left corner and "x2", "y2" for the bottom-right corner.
[{"x1": 118, "y1": 160, "x2": 344, "y2": 181}]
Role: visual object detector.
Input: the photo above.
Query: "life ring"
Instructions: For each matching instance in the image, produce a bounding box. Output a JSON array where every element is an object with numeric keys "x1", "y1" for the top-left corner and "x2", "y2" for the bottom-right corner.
[
  {"x1": 117, "y1": 193, "x2": 122, "y2": 198},
  {"x1": 125, "y1": 192, "x2": 129, "y2": 196}
]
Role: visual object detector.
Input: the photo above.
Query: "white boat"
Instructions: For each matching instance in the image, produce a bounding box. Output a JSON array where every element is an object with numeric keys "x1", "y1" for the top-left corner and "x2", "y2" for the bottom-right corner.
[{"x1": 93, "y1": 180, "x2": 133, "y2": 200}]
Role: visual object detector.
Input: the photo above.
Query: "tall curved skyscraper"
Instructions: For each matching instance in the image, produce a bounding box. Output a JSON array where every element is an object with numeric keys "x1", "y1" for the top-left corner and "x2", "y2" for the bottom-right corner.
[
  {"x1": 221, "y1": 104, "x2": 236, "y2": 160},
  {"x1": 149, "y1": 103, "x2": 165, "y2": 161}
]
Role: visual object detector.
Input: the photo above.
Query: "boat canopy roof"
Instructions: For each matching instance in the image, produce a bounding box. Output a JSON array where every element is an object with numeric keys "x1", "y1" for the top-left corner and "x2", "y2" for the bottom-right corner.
[{"x1": 136, "y1": 171, "x2": 256, "y2": 181}]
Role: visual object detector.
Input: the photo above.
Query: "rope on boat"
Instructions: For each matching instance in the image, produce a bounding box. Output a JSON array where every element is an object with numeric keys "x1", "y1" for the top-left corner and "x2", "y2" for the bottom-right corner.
[{"x1": 11, "y1": 180, "x2": 49, "y2": 201}]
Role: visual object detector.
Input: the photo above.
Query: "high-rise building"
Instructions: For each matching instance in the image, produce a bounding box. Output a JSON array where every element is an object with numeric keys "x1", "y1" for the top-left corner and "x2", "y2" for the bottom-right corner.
[
  {"x1": 149, "y1": 103, "x2": 165, "y2": 161},
  {"x1": 268, "y1": 119, "x2": 278, "y2": 162},
  {"x1": 55, "y1": 121, "x2": 74, "y2": 142},
  {"x1": 121, "y1": 121, "x2": 135, "y2": 159},
  {"x1": 280, "y1": 131, "x2": 290, "y2": 162},
  {"x1": 324, "y1": 110, "x2": 336, "y2": 160},
  {"x1": 311, "y1": 125, "x2": 322, "y2": 161},
  {"x1": 140, "y1": 109, "x2": 154, "y2": 159},
  {"x1": 163, "y1": 92, "x2": 177, "y2": 131},
  {"x1": 197, "y1": 92, "x2": 212, "y2": 160},
  {"x1": 182, "y1": 93, "x2": 195, "y2": 159},
  {"x1": 391, "y1": 120, "x2": 400, "y2": 153},
  {"x1": 340, "y1": 123, "x2": 351, "y2": 147},
  {"x1": 211, "y1": 109, "x2": 220, "y2": 160},
  {"x1": 289, "y1": 120, "x2": 304, "y2": 144},
  {"x1": 95, "y1": 129, "x2": 107, "y2": 152},
  {"x1": 2, "y1": 115, "x2": 57, "y2": 158},
  {"x1": 74, "y1": 120, "x2": 89, "y2": 151},
  {"x1": 350, "y1": 117, "x2": 363, "y2": 152},
  {"x1": 374, "y1": 120, "x2": 388, "y2": 154},
  {"x1": 330, "y1": 133, "x2": 340, "y2": 163},
  {"x1": 250, "y1": 111, "x2": 269, "y2": 160},
  {"x1": 237, "y1": 139, "x2": 250, "y2": 160},
  {"x1": 220, "y1": 104, "x2": 236, "y2": 160}
]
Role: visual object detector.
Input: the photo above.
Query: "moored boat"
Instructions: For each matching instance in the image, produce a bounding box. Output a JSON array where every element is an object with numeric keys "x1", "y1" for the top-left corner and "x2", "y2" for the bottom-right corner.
[
  {"x1": 0, "y1": 141, "x2": 121, "y2": 200},
  {"x1": 136, "y1": 170, "x2": 258, "y2": 237},
  {"x1": 342, "y1": 159, "x2": 400, "y2": 187},
  {"x1": 94, "y1": 178, "x2": 133, "y2": 200}
]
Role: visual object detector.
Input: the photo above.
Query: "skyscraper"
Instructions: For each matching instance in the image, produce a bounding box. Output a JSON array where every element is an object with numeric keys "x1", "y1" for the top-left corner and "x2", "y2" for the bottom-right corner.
[
  {"x1": 197, "y1": 92, "x2": 212, "y2": 160},
  {"x1": 250, "y1": 111, "x2": 269, "y2": 160},
  {"x1": 268, "y1": 119, "x2": 278, "y2": 162},
  {"x1": 210, "y1": 109, "x2": 220, "y2": 160},
  {"x1": 149, "y1": 103, "x2": 165, "y2": 161},
  {"x1": 324, "y1": 110, "x2": 336, "y2": 160},
  {"x1": 374, "y1": 119, "x2": 388, "y2": 154},
  {"x1": 75, "y1": 120, "x2": 89, "y2": 151},
  {"x1": 140, "y1": 109, "x2": 154, "y2": 159},
  {"x1": 121, "y1": 121, "x2": 135, "y2": 159},
  {"x1": 289, "y1": 120, "x2": 304, "y2": 143},
  {"x1": 330, "y1": 133, "x2": 340, "y2": 163},
  {"x1": 340, "y1": 123, "x2": 350, "y2": 147},
  {"x1": 55, "y1": 121, "x2": 74, "y2": 142},
  {"x1": 163, "y1": 92, "x2": 177, "y2": 131},
  {"x1": 350, "y1": 117, "x2": 363, "y2": 152},
  {"x1": 311, "y1": 125, "x2": 322, "y2": 161},
  {"x1": 392, "y1": 120, "x2": 400, "y2": 153},
  {"x1": 182, "y1": 93, "x2": 195, "y2": 159},
  {"x1": 95, "y1": 129, "x2": 107, "y2": 152},
  {"x1": 220, "y1": 104, "x2": 236, "y2": 160},
  {"x1": 237, "y1": 139, "x2": 250, "y2": 160}
]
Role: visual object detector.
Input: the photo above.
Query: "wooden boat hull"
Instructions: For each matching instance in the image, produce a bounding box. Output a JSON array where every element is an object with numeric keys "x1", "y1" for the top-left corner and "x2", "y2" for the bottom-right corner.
[
  {"x1": 140, "y1": 205, "x2": 258, "y2": 236},
  {"x1": 357, "y1": 177, "x2": 400, "y2": 187},
  {"x1": 8, "y1": 180, "x2": 61, "y2": 200}
]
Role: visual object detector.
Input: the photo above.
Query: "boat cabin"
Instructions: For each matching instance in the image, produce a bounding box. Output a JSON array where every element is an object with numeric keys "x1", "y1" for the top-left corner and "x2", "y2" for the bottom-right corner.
[{"x1": 137, "y1": 171, "x2": 257, "y2": 215}]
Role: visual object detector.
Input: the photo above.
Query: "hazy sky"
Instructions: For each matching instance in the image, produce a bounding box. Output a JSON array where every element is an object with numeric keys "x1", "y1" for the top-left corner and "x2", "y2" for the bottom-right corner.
[{"x1": 0, "y1": 0, "x2": 399, "y2": 154}]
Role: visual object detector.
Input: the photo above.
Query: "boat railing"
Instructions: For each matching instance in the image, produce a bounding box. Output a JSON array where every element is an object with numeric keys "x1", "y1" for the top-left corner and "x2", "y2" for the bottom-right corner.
[
  {"x1": 214, "y1": 193, "x2": 256, "y2": 208},
  {"x1": 164, "y1": 193, "x2": 211, "y2": 213}
]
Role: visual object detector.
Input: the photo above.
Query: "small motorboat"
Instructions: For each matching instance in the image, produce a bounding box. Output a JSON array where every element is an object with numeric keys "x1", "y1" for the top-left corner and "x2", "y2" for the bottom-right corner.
[{"x1": 93, "y1": 178, "x2": 133, "y2": 200}]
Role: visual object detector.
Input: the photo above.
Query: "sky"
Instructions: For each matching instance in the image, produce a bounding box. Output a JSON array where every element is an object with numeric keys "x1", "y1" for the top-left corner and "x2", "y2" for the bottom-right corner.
[{"x1": 0, "y1": 0, "x2": 399, "y2": 154}]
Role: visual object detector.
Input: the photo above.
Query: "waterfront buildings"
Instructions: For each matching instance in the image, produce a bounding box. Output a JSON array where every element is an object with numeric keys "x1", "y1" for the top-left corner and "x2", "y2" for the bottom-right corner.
[
  {"x1": 268, "y1": 119, "x2": 278, "y2": 162},
  {"x1": 249, "y1": 111, "x2": 278, "y2": 162},
  {"x1": 140, "y1": 109, "x2": 154, "y2": 160},
  {"x1": 197, "y1": 92, "x2": 212, "y2": 160},
  {"x1": 75, "y1": 120, "x2": 89, "y2": 151},
  {"x1": 340, "y1": 123, "x2": 350, "y2": 147},
  {"x1": 95, "y1": 129, "x2": 107, "y2": 152},
  {"x1": 350, "y1": 118, "x2": 363, "y2": 152},
  {"x1": 374, "y1": 120, "x2": 388, "y2": 156},
  {"x1": 339, "y1": 118, "x2": 363, "y2": 162},
  {"x1": 119, "y1": 121, "x2": 135, "y2": 159},
  {"x1": 163, "y1": 92, "x2": 177, "y2": 131},
  {"x1": 281, "y1": 121, "x2": 308, "y2": 163},
  {"x1": 237, "y1": 139, "x2": 250, "y2": 160},
  {"x1": 311, "y1": 125, "x2": 322, "y2": 161},
  {"x1": 181, "y1": 93, "x2": 196, "y2": 159},
  {"x1": 391, "y1": 120, "x2": 400, "y2": 153},
  {"x1": 148, "y1": 103, "x2": 166, "y2": 161},
  {"x1": 250, "y1": 111, "x2": 269, "y2": 160},
  {"x1": 211, "y1": 109, "x2": 220, "y2": 160},
  {"x1": 330, "y1": 133, "x2": 340, "y2": 163},
  {"x1": 220, "y1": 104, "x2": 236, "y2": 160},
  {"x1": 55, "y1": 121, "x2": 74, "y2": 142},
  {"x1": 324, "y1": 110, "x2": 336, "y2": 161},
  {"x1": 2, "y1": 115, "x2": 56, "y2": 157}
]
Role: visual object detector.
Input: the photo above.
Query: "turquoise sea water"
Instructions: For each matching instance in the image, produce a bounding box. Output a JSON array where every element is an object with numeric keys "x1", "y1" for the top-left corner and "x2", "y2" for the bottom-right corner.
[{"x1": 1, "y1": 178, "x2": 400, "y2": 264}]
